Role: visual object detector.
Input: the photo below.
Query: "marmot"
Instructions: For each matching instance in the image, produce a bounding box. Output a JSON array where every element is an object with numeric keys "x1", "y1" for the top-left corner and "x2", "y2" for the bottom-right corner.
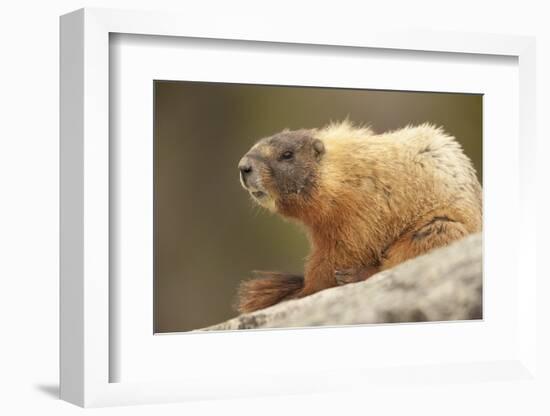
[{"x1": 237, "y1": 120, "x2": 482, "y2": 313}]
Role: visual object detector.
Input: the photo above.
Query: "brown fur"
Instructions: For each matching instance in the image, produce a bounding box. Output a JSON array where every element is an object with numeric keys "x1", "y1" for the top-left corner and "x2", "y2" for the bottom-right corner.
[
  {"x1": 237, "y1": 271, "x2": 304, "y2": 313},
  {"x1": 237, "y1": 121, "x2": 482, "y2": 314}
]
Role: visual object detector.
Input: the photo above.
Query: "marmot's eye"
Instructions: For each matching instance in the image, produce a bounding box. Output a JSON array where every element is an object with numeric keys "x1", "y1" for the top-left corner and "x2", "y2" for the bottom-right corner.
[{"x1": 281, "y1": 151, "x2": 294, "y2": 160}]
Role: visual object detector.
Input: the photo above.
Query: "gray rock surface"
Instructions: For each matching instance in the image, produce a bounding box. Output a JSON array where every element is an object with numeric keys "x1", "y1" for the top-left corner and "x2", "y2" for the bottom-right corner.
[{"x1": 201, "y1": 233, "x2": 482, "y2": 331}]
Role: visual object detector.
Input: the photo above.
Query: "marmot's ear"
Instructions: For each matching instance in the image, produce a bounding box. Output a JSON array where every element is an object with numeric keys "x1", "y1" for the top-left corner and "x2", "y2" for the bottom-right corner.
[{"x1": 313, "y1": 139, "x2": 325, "y2": 160}]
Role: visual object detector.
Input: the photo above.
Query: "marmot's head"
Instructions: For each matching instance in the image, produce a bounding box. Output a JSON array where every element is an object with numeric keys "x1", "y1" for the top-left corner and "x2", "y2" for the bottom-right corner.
[{"x1": 238, "y1": 129, "x2": 325, "y2": 212}]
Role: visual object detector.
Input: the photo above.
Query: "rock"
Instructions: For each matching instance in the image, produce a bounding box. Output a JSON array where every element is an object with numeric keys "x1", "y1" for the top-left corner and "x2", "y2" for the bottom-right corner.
[{"x1": 200, "y1": 233, "x2": 482, "y2": 331}]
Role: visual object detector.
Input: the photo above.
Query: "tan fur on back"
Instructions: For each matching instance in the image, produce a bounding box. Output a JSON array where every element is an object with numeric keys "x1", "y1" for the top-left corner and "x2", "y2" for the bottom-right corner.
[{"x1": 310, "y1": 120, "x2": 481, "y2": 272}]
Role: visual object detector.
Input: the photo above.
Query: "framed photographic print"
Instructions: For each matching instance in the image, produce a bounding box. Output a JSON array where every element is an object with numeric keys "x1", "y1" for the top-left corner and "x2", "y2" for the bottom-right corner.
[
  {"x1": 152, "y1": 80, "x2": 483, "y2": 333},
  {"x1": 60, "y1": 8, "x2": 537, "y2": 407}
]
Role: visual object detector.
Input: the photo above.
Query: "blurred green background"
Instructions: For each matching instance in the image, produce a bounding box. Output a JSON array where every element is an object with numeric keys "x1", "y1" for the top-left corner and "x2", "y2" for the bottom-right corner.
[{"x1": 154, "y1": 81, "x2": 482, "y2": 332}]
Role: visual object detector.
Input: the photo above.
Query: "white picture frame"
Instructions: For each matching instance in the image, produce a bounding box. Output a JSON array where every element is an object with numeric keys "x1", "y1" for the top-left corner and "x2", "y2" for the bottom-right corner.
[{"x1": 60, "y1": 7, "x2": 537, "y2": 407}]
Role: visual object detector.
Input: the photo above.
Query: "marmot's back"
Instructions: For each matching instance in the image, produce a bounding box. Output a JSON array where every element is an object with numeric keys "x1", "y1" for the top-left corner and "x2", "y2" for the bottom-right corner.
[
  {"x1": 388, "y1": 123, "x2": 482, "y2": 233},
  {"x1": 317, "y1": 122, "x2": 482, "y2": 238}
]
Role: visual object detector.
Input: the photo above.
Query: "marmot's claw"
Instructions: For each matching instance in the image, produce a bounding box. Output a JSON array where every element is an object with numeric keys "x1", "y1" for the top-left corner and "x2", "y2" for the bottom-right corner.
[
  {"x1": 335, "y1": 268, "x2": 354, "y2": 275},
  {"x1": 334, "y1": 268, "x2": 358, "y2": 285}
]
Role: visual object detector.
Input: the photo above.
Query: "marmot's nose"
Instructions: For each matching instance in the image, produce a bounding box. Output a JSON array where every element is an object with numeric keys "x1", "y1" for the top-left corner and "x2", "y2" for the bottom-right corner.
[{"x1": 238, "y1": 157, "x2": 253, "y2": 176}]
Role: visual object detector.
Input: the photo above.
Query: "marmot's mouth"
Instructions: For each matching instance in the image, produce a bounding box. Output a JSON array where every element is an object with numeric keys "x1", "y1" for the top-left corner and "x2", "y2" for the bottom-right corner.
[{"x1": 251, "y1": 191, "x2": 266, "y2": 198}]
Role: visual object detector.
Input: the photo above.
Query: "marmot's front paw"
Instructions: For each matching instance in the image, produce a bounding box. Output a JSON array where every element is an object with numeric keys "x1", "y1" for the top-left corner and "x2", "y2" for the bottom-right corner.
[
  {"x1": 334, "y1": 268, "x2": 361, "y2": 285},
  {"x1": 334, "y1": 265, "x2": 379, "y2": 286}
]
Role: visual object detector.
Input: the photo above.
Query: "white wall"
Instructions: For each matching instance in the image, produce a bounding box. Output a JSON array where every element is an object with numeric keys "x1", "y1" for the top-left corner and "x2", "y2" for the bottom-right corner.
[{"x1": 1, "y1": 1, "x2": 548, "y2": 415}]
